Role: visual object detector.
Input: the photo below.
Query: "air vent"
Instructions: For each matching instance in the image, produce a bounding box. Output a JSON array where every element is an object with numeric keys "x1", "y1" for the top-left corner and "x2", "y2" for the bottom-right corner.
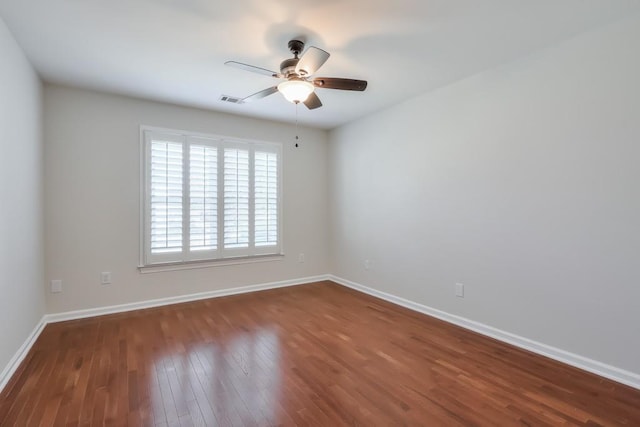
[{"x1": 219, "y1": 95, "x2": 243, "y2": 104}]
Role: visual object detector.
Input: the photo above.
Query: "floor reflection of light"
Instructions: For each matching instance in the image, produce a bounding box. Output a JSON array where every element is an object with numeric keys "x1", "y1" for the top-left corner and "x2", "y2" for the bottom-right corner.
[{"x1": 150, "y1": 326, "x2": 282, "y2": 425}]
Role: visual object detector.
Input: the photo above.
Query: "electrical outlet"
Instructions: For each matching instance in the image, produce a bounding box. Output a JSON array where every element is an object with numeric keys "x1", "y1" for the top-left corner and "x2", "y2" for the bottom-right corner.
[
  {"x1": 101, "y1": 272, "x2": 112, "y2": 285},
  {"x1": 298, "y1": 253, "x2": 305, "y2": 263},
  {"x1": 51, "y1": 280, "x2": 62, "y2": 293},
  {"x1": 364, "y1": 259, "x2": 371, "y2": 270},
  {"x1": 455, "y1": 283, "x2": 464, "y2": 298}
]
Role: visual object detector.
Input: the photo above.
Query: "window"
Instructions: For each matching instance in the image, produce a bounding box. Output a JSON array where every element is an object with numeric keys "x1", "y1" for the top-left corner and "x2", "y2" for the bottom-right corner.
[{"x1": 141, "y1": 127, "x2": 282, "y2": 266}]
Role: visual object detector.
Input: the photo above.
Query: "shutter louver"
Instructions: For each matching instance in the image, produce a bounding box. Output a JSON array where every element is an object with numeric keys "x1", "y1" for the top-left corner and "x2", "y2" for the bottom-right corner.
[
  {"x1": 254, "y1": 151, "x2": 278, "y2": 246},
  {"x1": 150, "y1": 140, "x2": 183, "y2": 254},
  {"x1": 223, "y1": 148, "x2": 250, "y2": 249},
  {"x1": 189, "y1": 144, "x2": 217, "y2": 251}
]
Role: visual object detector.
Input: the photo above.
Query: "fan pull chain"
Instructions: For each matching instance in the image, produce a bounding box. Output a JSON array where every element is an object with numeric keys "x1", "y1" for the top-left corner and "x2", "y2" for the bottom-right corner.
[{"x1": 295, "y1": 102, "x2": 300, "y2": 147}]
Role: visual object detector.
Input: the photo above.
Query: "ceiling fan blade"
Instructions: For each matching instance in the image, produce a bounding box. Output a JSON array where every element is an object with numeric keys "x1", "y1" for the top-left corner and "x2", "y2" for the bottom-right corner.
[
  {"x1": 295, "y1": 47, "x2": 330, "y2": 76},
  {"x1": 313, "y1": 77, "x2": 368, "y2": 91},
  {"x1": 241, "y1": 86, "x2": 279, "y2": 103},
  {"x1": 225, "y1": 61, "x2": 280, "y2": 78},
  {"x1": 303, "y1": 92, "x2": 323, "y2": 110}
]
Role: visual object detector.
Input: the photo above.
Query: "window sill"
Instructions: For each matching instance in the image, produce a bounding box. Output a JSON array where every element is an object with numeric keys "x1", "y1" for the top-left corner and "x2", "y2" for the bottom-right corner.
[{"x1": 138, "y1": 254, "x2": 284, "y2": 274}]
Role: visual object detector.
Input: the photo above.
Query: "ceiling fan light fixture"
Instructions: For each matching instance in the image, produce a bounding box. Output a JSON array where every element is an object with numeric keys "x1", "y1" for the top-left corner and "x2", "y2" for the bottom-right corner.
[{"x1": 277, "y1": 79, "x2": 314, "y2": 103}]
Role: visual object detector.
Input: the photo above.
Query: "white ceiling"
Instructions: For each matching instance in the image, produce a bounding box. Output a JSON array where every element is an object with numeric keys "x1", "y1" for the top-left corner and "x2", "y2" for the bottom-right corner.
[{"x1": 1, "y1": 0, "x2": 638, "y2": 129}]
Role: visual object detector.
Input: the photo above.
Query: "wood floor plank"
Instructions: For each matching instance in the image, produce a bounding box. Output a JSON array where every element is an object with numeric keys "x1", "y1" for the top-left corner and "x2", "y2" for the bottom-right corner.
[{"x1": 1, "y1": 281, "x2": 639, "y2": 426}]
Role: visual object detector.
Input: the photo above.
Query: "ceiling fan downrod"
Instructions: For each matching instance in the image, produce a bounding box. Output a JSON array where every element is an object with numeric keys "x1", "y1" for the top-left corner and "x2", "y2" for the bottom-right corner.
[{"x1": 288, "y1": 39, "x2": 305, "y2": 58}]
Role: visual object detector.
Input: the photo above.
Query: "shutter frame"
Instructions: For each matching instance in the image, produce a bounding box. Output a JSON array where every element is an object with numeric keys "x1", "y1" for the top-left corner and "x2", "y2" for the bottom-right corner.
[
  {"x1": 144, "y1": 130, "x2": 186, "y2": 265},
  {"x1": 253, "y1": 144, "x2": 281, "y2": 254},
  {"x1": 187, "y1": 136, "x2": 220, "y2": 261},
  {"x1": 141, "y1": 127, "x2": 282, "y2": 266},
  {"x1": 222, "y1": 143, "x2": 251, "y2": 257}
]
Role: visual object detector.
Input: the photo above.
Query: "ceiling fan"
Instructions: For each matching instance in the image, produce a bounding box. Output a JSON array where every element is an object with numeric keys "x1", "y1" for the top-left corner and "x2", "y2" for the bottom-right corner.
[{"x1": 225, "y1": 39, "x2": 367, "y2": 110}]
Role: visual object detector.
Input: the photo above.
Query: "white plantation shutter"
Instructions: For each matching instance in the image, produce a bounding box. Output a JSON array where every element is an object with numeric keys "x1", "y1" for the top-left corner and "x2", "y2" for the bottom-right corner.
[
  {"x1": 254, "y1": 150, "x2": 278, "y2": 247},
  {"x1": 148, "y1": 138, "x2": 183, "y2": 262},
  {"x1": 189, "y1": 141, "x2": 218, "y2": 256},
  {"x1": 223, "y1": 148, "x2": 250, "y2": 251},
  {"x1": 142, "y1": 128, "x2": 281, "y2": 266}
]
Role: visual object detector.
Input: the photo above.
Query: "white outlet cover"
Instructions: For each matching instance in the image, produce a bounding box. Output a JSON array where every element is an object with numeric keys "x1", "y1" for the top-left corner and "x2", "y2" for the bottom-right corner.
[
  {"x1": 455, "y1": 283, "x2": 464, "y2": 297},
  {"x1": 101, "y1": 272, "x2": 112, "y2": 284},
  {"x1": 51, "y1": 279, "x2": 62, "y2": 293}
]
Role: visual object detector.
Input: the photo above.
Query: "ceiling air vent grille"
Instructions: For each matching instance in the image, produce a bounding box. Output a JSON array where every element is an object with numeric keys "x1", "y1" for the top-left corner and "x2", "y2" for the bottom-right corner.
[{"x1": 220, "y1": 95, "x2": 243, "y2": 104}]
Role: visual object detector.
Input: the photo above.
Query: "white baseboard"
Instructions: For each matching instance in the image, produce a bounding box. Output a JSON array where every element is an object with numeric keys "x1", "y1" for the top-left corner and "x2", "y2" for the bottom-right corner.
[
  {"x1": 329, "y1": 275, "x2": 640, "y2": 390},
  {"x1": 1, "y1": 275, "x2": 330, "y2": 394},
  {"x1": 0, "y1": 316, "x2": 47, "y2": 393},
  {"x1": 45, "y1": 274, "x2": 330, "y2": 323}
]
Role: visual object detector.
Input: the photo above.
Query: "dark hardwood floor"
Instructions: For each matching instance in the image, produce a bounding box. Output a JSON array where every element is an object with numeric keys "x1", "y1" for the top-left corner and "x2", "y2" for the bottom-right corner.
[{"x1": 1, "y1": 281, "x2": 639, "y2": 426}]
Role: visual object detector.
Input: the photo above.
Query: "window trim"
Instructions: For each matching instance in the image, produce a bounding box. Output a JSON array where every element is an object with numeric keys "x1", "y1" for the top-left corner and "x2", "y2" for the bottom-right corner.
[{"x1": 138, "y1": 125, "x2": 284, "y2": 270}]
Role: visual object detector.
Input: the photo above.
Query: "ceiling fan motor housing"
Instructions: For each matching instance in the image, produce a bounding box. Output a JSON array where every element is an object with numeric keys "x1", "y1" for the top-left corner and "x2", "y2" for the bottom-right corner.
[
  {"x1": 280, "y1": 39, "x2": 308, "y2": 78},
  {"x1": 280, "y1": 57, "x2": 300, "y2": 78}
]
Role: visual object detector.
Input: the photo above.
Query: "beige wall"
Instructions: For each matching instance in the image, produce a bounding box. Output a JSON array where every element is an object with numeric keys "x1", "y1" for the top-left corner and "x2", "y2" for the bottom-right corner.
[
  {"x1": 44, "y1": 85, "x2": 329, "y2": 313},
  {"x1": 329, "y1": 14, "x2": 640, "y2": 374},
  {"x1": 0, "y1": 17, "x2": 45, "y2": 377}
]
